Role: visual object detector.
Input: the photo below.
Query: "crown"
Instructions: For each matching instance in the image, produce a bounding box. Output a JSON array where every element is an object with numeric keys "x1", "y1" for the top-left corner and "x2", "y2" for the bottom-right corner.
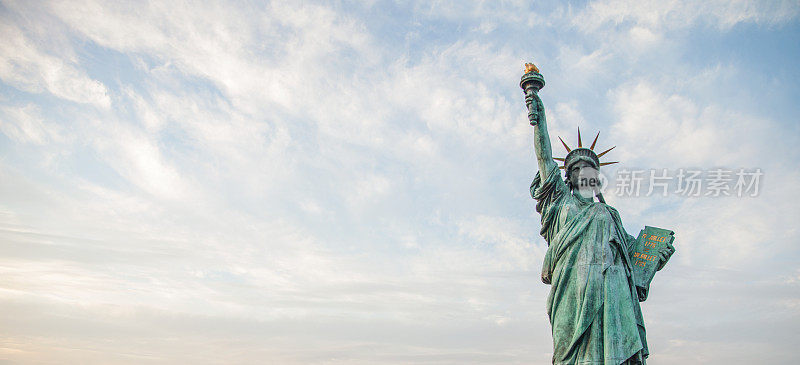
[{"x1": 554, "y1": 127, "x2": 618, "y2": 170}]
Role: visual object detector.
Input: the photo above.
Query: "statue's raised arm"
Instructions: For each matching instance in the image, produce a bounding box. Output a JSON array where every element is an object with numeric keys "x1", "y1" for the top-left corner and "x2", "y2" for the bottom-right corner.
[{"x1": 520, "y1": 63, "x2": 558, "y2": 180}]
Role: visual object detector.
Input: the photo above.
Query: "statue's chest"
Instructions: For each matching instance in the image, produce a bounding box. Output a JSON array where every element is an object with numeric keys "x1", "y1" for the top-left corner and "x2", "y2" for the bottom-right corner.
[
  {"x1": 557, "y1": 197, "x2": 588, "y2": 227},
  {"x1": 555, "y1": 198, "x2": 618, "y2": 267}
]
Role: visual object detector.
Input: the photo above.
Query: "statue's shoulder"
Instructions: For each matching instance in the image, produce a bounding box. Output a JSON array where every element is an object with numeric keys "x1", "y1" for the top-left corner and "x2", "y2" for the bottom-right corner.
[
  {"x1": 594, "y1": 201, "x2": 622, "y2": 219},
  {"x1": 600, "y1": 202, "x2": 618, "y2": 212}
]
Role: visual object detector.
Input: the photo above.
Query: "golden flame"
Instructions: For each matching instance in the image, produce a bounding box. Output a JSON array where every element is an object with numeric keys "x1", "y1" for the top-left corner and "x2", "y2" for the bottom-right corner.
[{"x1": 524, "y1": 62, "x2": 539, "y2": 74}]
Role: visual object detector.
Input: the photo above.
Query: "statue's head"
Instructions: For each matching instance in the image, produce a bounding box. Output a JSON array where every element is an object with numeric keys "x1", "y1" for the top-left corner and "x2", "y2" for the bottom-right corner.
[
  {"x1": 556, "y1": 128, "x2": 618, "y2": 199},
  {"x1": 565, "y1": 151, "x2": 600, "y2": 197}
]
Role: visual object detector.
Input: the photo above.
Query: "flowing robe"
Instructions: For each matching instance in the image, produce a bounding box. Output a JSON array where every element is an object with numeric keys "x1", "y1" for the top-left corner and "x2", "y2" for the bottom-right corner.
[{"x1": 531, "y1": 164, "x2": 648, "y2": 365}]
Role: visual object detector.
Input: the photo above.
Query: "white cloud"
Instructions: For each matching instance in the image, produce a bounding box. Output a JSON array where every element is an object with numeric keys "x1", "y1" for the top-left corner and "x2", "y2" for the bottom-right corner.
[
  {"x1": 557, "y1": 47, "x2": 612, "y2": 79},
  {"x1": 457, "y1": 214, "x2": 544, "y2": 271},
  {"x1": 347, "y1": 173, "x2": 393, "y2": 208},
  {"x1": 0, "y1": 103, "x2": 53, "y2": 144},
  {"x1": 556, "y1": 0, "x2": 800, "y2": 82},
  {"x1": 0, "y1": 22, "x2": 110, "y2": 108},
  {"x1": 45, "y1": 0, "x2": 374, "y2": 115},
  {"x1": 411, "y1": 0, "x2": 531, "y2": 23},
  {"x1": 574, "y1": 0, "x2": 800, "y2": 32},
  {"x1": 607, "y1": 78, "x2": 780, "y2": 168},
  {"x1": 628, "y1": 26, "x2": 661, "y2": 48},
  {"x1": 386, "y1": 41, "x2": 527, "y2": 149},
  {"x1": 605, "y1": 78, "x2": 799, "y2": 269}
]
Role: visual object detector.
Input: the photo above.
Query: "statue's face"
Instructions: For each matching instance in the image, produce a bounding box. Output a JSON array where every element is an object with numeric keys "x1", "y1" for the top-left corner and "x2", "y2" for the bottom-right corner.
[{"x1": 569, "y1": 160, "x2": 601, "y2": 199}]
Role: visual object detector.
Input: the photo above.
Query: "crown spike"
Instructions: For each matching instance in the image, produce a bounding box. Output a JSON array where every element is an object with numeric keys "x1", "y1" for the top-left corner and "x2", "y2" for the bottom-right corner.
[
  {"x1": 590, "y1": 131, "x2": 600, "y2": 150},
  {"x1": 553, "y1": 157, "x2": 565, "y2": 161},
  {"x1": 559, "y1": 165, "x2": 566, "y2": 169},
  {"x1": 599, "y1": 161, "x2": 619, "y2": 166},
  {"x1": 558, "y1": 136, "x2": 571, "y2": 152},
  {"x1": 577, "y1": 127, "x2": 582, "y2": 148},
  {"x1": 597, "y1": 146, "x2": 616, "y2": 158}
]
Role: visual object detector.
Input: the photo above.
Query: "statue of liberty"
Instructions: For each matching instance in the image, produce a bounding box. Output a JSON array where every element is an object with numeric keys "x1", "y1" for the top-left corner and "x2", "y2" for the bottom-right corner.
[{"x1": 520, "y1": 63, "x2": 675, "y2": 365}]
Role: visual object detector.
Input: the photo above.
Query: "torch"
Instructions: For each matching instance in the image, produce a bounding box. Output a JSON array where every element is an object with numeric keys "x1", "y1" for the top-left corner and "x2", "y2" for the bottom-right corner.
[{"x1": 520, "y1": 62, "x2": 545, "y2": 126}]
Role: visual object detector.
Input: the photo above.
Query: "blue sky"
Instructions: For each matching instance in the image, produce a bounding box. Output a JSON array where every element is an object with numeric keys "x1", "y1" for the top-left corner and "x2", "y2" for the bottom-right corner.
[{"x1": 1, "y1": 0, "x2": 799, "y2": 364}]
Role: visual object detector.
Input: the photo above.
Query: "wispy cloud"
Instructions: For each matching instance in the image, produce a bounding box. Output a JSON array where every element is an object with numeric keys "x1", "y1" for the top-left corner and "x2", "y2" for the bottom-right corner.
[
  {"x1": 573, "y1": 0, "x2": 800, "y2": 32},
  {"x1": 0, "y1": 0, "x2": 798, "y2": 363},
  {"x1": 0, "y1": 22, "x2": 110, "y2": 108}
]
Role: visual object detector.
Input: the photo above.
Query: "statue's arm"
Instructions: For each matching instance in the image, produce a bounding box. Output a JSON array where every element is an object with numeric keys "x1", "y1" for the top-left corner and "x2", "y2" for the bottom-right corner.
[
  {"x1": 625, "y1": 233, "x2": 638, "y2": 258},
  {"x1": 527, "y1": 92, "x2": 558, "y2": 181}
]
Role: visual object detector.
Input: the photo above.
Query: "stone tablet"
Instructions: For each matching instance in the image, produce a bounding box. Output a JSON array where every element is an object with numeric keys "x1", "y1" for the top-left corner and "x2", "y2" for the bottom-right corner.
[{"x1": 631, "y1": 226, "x2": 675, "y2": 301}]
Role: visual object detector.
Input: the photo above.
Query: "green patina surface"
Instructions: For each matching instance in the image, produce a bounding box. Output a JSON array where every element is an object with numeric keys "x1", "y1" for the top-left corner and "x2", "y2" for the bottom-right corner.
[{"x1": 522, "y1": 67, "x2": 674, "y2": 365}]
